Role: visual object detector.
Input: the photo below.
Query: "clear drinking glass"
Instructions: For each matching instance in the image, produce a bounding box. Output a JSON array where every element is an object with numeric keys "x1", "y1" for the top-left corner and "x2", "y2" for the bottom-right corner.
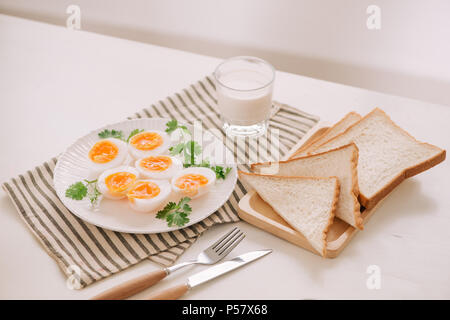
[{"x1": 214, "y1": 56, "x2": 275, "y2": 137}]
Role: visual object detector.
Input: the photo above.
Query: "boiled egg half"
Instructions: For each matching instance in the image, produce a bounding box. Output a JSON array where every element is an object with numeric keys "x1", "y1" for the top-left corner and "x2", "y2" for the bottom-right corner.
[
  {"x1": 97, "y1": 166, "x2": 139, "y2": 200},
  {"x1": 88, "y1": 138, "x2": 128, "y2": 176},
  {"x1": 126, "y1": 179, "x2": 171, "y2": 212},
  {"x1": 128, "y1": 130, "x2": 171, "y2": 159},
  {"x1": 135, "y1": 155, "x2": 182, "y2": 180},
  {"x1": 171, "y1": 167, "x2": 216, "y2": 199}
]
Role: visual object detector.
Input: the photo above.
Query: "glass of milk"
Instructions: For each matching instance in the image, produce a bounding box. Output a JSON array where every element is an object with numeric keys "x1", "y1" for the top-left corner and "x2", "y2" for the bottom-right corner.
[{"x1": 214, "y1": 56, "x2": 275, "y2": 137}]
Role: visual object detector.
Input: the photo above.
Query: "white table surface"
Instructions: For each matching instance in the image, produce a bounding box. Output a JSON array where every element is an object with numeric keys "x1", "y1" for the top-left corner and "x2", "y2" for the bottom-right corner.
[{"x1": 1, "y1": 14, "x2": 449, "y2": 300}]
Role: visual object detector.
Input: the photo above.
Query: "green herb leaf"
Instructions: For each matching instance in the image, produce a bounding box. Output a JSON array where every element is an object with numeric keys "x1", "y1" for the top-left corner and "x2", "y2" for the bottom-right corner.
[
  {"x1": 181, "y1": 203, "x2": 192, "y2": 214},
  {"x1": 65, "y1": 179, "x2": 101, "y2": 207},
  {"x1": 184, "y1": 151, "x2": 192, "y2": 165},
  {"x1": 182, "y1": 141, "x2": 202, "y2": 165},
  {"x1": 156, "y1": 201, "x2": 177, "y2": 219},
  {"x1": 98, "y1": 129, "x2": 125, "y2": 141},
  {"x1": 224, "y1": 167, "x2": 232, "y2": 177},
  {"x1": 179, "y1": 125, "x2": 190, "y2": 134},
  {"x1": 165, "y1": 119, "x2": 190, "y2": 135},
  {"x1": 212, "y1": 165, "x2": 231, "y2": 180},
  {"x1": 169, "y1": 143, "x2": 185, "y2": 156},
  {"x1": 183, "y1": 160, "x2": 232, "y2": 180},
  {"x1": 65, "y1": 182, "x2": 87, "y2": 200},
  {"x1": 165, "y1": 119, "x2": 179, "y2": 134},
  {"x1": 193, "y1": 141, "x2": 203, "y2": 155},
  {"x1": 168, "y1": 211, "x2": 190, "y2": 227},
  {"x1": 127, "y1": 129, "x2": 144, "y2": 142},
  {"x1": 178, "y1": 197, "x2": 191, "y2": 207},
  {"x1": 214, "y1": 165, "x2": 226, "y2": 180},
  {"x1": 156, "y1": 197, "x2": 192, "y2": 227},
  {"x1": 164, "y1": 119, "x2": 230, "y2": 180}
]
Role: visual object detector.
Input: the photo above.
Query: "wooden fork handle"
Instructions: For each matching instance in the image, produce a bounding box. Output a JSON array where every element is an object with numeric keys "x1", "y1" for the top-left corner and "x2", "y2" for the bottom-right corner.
[
  {"x1": 91, "y1": 269, "x2": 167, "y2": 300},
  {"x1": 145, "y1": 284, "x2": 190, "y2": 300}
]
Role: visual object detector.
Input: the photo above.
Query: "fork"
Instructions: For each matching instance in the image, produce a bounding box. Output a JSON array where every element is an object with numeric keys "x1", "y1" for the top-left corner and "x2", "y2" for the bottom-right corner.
[{"x1": 91, "y1": 227, "x2": 245, "y2": 300}]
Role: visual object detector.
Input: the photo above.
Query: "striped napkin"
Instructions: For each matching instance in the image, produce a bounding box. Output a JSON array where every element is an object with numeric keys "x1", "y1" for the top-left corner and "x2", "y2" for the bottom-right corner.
[{"x1": 1, "y1": 75, "x2": 319, "y2": 288}]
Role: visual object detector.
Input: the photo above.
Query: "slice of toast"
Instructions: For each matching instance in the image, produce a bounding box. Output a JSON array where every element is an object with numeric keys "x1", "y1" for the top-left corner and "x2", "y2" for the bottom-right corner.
[
  {"x1": 293, "y1": 112, "x2": 362, "y2": 158},
  {"x1": 239, "y1": 171, "x2": 340, "y2": 257},
  {"x1": 310, "y1": 108, "x2": 446, "y2": 209},
  {"x1": 251, "y1": 143, "x2": 362, "y2": 229}
]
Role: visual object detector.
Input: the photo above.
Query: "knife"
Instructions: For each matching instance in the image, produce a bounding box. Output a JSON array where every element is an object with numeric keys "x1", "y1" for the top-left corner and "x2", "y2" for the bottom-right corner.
[{"x1": 145, "y1": 249, "x2": 272, "y2": 300}]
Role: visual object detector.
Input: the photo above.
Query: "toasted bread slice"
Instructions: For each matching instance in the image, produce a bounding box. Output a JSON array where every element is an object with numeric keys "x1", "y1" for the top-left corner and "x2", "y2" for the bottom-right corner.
[
  {"x1": 293, "y1": 112, "x2": 362, "y2": 158},
  {"x1": 251, "y1": 143, "x2": 362, "y2": 229},
  {"x1": 311, "y1": 108, "x2": 446, "y2": 209},
  {"x1": 239, "y1": 171, "x2": 340, "y2": 257}
]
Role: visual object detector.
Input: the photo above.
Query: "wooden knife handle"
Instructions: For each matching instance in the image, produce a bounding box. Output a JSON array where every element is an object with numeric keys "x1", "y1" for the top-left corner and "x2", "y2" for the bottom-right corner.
[
  {"x1": 145, "y1": 284, "x2": 190, "y2": 300},
  {"x1": 91, "y1": 269, "x2": 167, "y2": 300}
]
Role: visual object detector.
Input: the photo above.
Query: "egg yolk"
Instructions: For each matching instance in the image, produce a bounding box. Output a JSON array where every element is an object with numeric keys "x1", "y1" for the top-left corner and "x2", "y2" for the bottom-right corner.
[
  {"x1": 140, "y1": 156, "x2": 172, "y2": 172},
  {"x1": 130, "y1": 132, "x2": 163, "y2": 151},
  {"x1": 105, "y1": 172, "x2": 137, "y2": 195},
  {"x1": 89, "y1": 140, "x2": 119, "y2": 163},
  {"x1": 175, "y1": 174, "x2": 208, "y2": 196},
  {"x1": 127, "y1": 181, "x2": 161, "y2": 202}
]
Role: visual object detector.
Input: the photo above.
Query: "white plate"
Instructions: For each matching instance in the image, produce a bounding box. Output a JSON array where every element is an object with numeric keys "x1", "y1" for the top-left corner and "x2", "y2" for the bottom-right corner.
[{"x1": 54, "y1": 118, "x2": 237, "y2": 234}]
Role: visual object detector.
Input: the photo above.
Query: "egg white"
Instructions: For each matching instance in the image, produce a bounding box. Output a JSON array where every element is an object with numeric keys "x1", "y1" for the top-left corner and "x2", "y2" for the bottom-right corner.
[
  {"x1": 128, "y1": 130, "x2": 171, "y2": 159},
  {"x1": 135, "y1": 156, "x2": 183, "y2": 180},
  {"x1": 88, "y1": 138, "x2": 128, "y2": 177},
  {"x1": 171, "y1": 167, "x2": 216, "y2": 199},
  {"x1": 127, "y1": 179, "x2": 171, "y2": 212},
  {"x1": 97, "y1": 166, "x2": 140, "y2": 200}
]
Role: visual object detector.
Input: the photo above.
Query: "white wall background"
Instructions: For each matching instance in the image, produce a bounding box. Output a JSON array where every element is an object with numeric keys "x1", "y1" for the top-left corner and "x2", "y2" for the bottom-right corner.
[{"x1": 1, "y1": 0, "x2": 449, "y2": 106}]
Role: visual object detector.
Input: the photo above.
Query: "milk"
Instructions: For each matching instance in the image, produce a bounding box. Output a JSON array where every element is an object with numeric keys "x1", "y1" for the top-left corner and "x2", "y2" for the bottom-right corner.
[{"x1": 216, "y1": 70, "x2": 273, "y2": 126}]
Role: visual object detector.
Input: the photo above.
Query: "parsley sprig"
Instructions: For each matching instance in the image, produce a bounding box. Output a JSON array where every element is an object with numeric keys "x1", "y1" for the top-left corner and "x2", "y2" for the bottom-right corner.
[
  {"x1": 165, "y1": 119, "x2": 189, "y2": 134},
  {"x1": 165, "y1": 120, "x2": 233, "y2": 179},
  {"x1": 65, "y1": 179, "x2": 101, "y2": 207},
  {"x1": 98, "y1": 129, "x2": 125, "y2": 141},
  {"x1": 166, "y1": 119, "x2": 201, "y2": 167},
  {"x1": 156, "y1": 197, "x2": 192, "y2": 227},
  {"x1": 170, "y1": 140, "x2": 202, "y2": 166},
  {"x1": 98, "y1": 128, "x2": 144, "y2": 143},
  {"x1": 213, "y1": 165, "x2": 233, "y2": 180},
  {"x1": 184, "y1": 159, "x2": 232, "y2": 180},
  {"x1": 65, "y1": 181, "x2": 87, "y2": 200}
]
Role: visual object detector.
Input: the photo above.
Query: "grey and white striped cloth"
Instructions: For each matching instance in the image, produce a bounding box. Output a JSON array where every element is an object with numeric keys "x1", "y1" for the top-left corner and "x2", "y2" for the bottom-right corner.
[{"x1": 1, "y1": 76, "x2": 319, "y2": 288}]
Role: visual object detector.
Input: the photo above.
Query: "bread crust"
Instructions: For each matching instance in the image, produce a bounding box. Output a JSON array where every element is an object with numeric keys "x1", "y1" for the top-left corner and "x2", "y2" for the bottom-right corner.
[
  {"x1": 292, "y1": 111, "x2": 362, "y2": 158},
  {"x1": 238, "y1": 170, "x2": 340, "y2": 257},
  {"x1": 348, "y1": 144, "x2": 363, "y2": 229},
  {"x1": 250, "y1": 143, "x2": 363, "y2": 230},
  {"x1": 360, "y1": 147, "x2": 446, "y2": 209},
  {"x1": 239, "y1": 170, "x2": 339, "y2": 182},
  {"x1": 323, "y1": 177, "x2": 340, "y2": 257},
  {"x1": 309, "y1": 108, "x2": 446, "y2": 210}
]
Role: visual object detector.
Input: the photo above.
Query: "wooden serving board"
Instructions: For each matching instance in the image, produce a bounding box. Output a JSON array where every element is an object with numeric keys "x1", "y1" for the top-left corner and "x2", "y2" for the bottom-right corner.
[{"x1": 238, "y1": 121, "x2": 383, "y2": 258}]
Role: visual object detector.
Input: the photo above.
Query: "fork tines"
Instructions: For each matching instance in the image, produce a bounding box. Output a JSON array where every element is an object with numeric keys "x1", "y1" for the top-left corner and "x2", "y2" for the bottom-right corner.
[{"x1": 212, "y1": 227, "x2": 245, "y2": 256}]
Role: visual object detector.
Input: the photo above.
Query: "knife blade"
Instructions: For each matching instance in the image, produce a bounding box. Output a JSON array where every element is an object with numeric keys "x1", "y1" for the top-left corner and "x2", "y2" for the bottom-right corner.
[
  {"x1": 188, "y1": 249, "x2": 272, "y2": 288},
  {"x1": 145, "y1": 249, "x2": 272, "y2": 300}
]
